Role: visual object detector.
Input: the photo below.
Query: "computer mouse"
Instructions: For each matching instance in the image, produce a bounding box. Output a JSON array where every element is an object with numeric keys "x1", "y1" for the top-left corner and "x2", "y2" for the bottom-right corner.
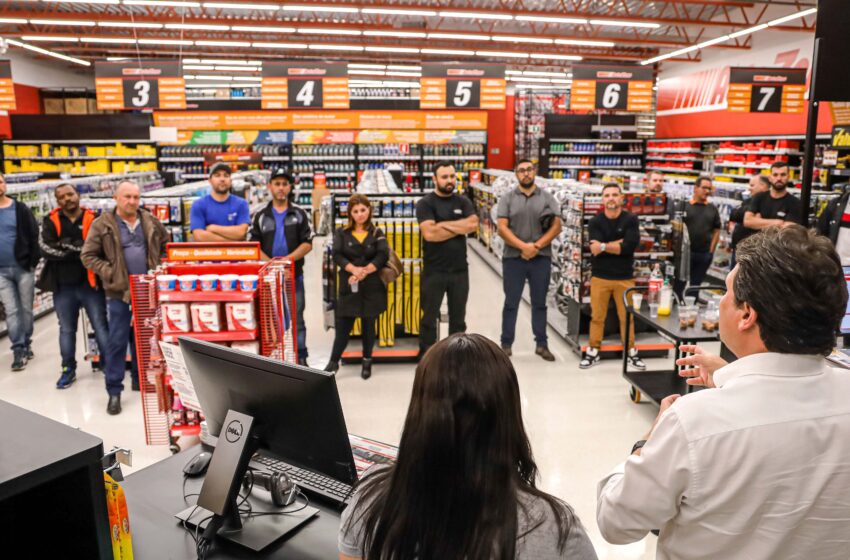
[{"x1": 183, "y1": 452, "x2": 212, "y2": 477}]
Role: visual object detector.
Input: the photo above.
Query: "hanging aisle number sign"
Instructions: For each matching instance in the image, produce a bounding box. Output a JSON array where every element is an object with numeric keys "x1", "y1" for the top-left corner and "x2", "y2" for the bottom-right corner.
[
  {"x1": 570, "y1": 64, "x2": 653, "y2": 112},
  {"x1": 95, "y1": 60, "x2": 186, "y2": 110},
  {"x1": 420, "y1": 64, "x2": 506, "y2": 109},
  {"x1": 0, "y1": 61, "x2": 16, "y2": 111},
  {"x1": 262, "y1": 62, "x2": 349, "y2": 109},
  {"x1": 727, "y1": 67, "x2": 807, "y2": 114}
]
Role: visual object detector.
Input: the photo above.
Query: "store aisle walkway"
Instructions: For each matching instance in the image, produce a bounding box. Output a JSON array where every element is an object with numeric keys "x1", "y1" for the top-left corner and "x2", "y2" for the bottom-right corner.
[{"x1": 0, "y1": 237, "x2": 657, "y2": 558}]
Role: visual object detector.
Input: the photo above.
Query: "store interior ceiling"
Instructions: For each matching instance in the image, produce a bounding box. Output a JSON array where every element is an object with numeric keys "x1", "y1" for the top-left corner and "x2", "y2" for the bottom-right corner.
[{"x1": 0, "y1": 0, "x2": 818, "y2": 91}]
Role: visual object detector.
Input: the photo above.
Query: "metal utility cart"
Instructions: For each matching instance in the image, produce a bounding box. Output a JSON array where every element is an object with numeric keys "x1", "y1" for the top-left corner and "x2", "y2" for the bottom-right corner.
[{"x1": 622, "y1": 285, "x2": 725, "y2": 405}]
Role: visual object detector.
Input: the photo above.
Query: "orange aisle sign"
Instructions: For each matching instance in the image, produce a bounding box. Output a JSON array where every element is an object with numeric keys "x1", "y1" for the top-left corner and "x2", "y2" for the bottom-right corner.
[
  {"x1": 727, "y1": 67, "x2": 807, "y2": 114},
  {"x1": 166, "y1": 242, "x2": 261, "y2": 262},
  {"x1": 262, "y1": 62, "x2": 349, "y2": 109},
  {"x1": 95, "y1": 60, "x2": 186, "y2": 110},
  {"x1": 420, "y1": 63, "x2": 506, "y2": 109},
  {"x1": 570, "y1": 64, "x2": 653, "y2": 112},
  {"x1": 0, "y1": 60, "x2": 16, "y2": 111}
]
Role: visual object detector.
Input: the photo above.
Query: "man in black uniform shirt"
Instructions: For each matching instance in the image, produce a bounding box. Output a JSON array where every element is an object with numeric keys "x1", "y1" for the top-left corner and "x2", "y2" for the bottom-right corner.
[
  {"x1": 683, "y1": 175, "x2": 722, "y2": 288},
  {"x1": 416, "y1": 161, "x2": 479, "y2": 355},
  {"x1": 743, "y1": 161, "x2": 802, "y2": 232},
  {"x1": 729, "y1": 174, "x2": 771, "y2": 268},
  {"x1": 580, "y1": 183, "x2": 645, "y2": 370}
]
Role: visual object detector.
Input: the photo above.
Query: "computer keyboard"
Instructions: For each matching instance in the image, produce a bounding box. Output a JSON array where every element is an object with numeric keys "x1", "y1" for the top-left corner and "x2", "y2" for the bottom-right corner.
[{"x1": 251, "y1": 455, "x2": 354, "y2": 504}]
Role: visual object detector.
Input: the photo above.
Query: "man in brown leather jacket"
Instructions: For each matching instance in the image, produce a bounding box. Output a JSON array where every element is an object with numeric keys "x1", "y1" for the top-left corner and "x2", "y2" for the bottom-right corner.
[{"x1": 81, "y1": 180, "x2": 169, "y2": 415}]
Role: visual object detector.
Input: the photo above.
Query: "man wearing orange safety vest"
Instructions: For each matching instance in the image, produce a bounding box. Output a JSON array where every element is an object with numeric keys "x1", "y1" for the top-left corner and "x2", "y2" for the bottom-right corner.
[{"x1": 37, "y1": 184, "x2": 110, "y2": 390}]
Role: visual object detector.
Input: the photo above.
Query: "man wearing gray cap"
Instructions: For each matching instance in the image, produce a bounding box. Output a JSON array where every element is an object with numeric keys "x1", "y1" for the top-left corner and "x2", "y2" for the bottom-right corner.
[{"x1": 190, "y1": 162, "x2": 250, "y2": 242}]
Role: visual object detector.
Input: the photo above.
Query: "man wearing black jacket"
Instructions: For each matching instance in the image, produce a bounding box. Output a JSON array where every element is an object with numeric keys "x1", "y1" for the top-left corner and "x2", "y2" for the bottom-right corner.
[
  {"x1": 37, "y1": 184, "x2": 110, "y2": 389},
  {"x1": 0, "y1": 174, "x2": 41, "y2": 371},
  {"x1": 581, "y1": 183, "x2": 645, "y2": 370},
  {"x1": 249, "y1": 170, "x2": 313, "y2": 365}
]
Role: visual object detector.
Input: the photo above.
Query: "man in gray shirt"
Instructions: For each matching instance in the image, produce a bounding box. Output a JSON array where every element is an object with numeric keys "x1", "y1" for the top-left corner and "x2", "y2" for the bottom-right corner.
[{"x1": 497, "y1": 160, "x2": 562, "y2": 361}]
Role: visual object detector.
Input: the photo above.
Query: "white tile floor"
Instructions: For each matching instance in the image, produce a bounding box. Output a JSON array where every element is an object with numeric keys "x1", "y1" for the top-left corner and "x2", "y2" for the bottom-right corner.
[{"x1": 0, "y1": 239, "x2": 664, "y2": 559}]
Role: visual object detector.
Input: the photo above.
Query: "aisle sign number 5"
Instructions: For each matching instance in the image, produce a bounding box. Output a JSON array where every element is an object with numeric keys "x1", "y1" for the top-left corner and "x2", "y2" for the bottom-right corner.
[
  {"x1": 596, "y1": 81, "x2": 628, "y2": 110},
  {"x1": 122, "y1": 78, "x2": 159, "y2": 109},
  {"x1": 447, "y1": 79, "x2": 480, "y2": 108},
  {"x1": 288, "y1": 79, "x2": 323, "y2": 108}
]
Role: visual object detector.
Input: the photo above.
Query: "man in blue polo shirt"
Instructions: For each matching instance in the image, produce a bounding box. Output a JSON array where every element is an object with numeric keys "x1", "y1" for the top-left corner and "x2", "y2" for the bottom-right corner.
[{"x1": 190, "y1": 162, "x2": 250, "y2": 242}]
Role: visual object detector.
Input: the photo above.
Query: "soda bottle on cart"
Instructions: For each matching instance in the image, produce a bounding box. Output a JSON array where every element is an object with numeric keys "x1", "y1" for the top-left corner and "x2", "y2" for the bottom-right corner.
[{"x1": 648, "y1": 263, "x2": 663, "y2": 304}]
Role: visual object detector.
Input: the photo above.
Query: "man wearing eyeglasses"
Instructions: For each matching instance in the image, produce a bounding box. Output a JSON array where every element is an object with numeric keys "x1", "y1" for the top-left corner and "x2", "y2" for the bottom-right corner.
[
  {"x1": 683, "y1": 175, "x2": 722, "y2": 288},
  {"x1": 496, "y1": 159, "x2": 561, "y2": 361}
]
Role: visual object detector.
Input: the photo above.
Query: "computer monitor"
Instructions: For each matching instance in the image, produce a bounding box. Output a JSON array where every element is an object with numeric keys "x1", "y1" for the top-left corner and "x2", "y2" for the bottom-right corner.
[
  {"x1": 842, "y1": 267, "x2": 850, "y2": 334},
  {"x1": 177, "y1": 337, "x2": 357, "y2": 549}
]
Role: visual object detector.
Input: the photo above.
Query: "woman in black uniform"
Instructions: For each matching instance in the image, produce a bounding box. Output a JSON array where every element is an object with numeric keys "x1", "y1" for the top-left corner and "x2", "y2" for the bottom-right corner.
[{"x1": 325, "y1": 193, "x2": 389, "y2": 379}]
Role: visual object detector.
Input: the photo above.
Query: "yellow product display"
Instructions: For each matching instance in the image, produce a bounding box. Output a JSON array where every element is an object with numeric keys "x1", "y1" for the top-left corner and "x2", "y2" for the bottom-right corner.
[
  {"x1": 411, "y1": 224, "x2": 420, "y2": 259},
  {"x1": 411, "y1": 262, "x2": 421, "y2": 335},
  {"x1": 394, "y1": 265, "x2": 404, "y2": 326},
  {"x1": 104, "y1": 472, "x2": 134, "y2": 560},
  {"x1": 402, "y1": 261, "x2": 414, "y2": 335}
]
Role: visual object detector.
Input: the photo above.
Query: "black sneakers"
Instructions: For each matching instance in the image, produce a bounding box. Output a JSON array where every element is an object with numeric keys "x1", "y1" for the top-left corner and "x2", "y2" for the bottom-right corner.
[
  {"x1": 11, "y1": 349, "x2": 26, "y2": 372},
  {"x1": 56, "y1": 367, "x2": 76, "y2": 389},
  {"x1": 107, "y1": 395, "x2": 122, "y2": 415},
  {"x1": 579, "y1": 348, "x2": 601, "y2": 369},
  {"x1": 627, "y1": 348, "x2": 646, "y2": 371}
]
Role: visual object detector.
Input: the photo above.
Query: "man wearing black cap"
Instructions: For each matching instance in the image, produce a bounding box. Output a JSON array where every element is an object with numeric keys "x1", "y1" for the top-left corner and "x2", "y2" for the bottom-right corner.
[
  {"x1": 249, "y1": 170, "x2": 313, "y2": 365},
  {"x1": 190, "y1": 162, "x2": 250, "y2": 242}
]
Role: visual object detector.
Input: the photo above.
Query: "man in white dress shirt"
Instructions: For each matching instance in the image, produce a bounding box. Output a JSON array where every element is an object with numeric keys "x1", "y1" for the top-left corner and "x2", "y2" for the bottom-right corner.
[{"x1": 597, "y1": 224, "x2": 850, "y2": 560}]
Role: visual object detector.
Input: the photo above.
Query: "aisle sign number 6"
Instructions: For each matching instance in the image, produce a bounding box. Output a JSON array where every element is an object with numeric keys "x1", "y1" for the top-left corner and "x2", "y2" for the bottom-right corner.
[{"x1": 596, "y1": 82, "x2": 628, "y2": 110}]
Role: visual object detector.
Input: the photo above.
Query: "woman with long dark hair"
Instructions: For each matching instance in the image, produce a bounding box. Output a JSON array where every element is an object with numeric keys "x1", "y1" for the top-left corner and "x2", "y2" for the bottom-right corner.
[
  {"x1": 324, "y1": 193, "x2": 389, "y2": 380},
  {"x1": 338, "y1": 333, "x2": 597, "y2": 559}
]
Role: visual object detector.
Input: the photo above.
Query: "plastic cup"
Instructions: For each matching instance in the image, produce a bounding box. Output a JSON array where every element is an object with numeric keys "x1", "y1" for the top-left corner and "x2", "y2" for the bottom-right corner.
[
  {"x1": 199, "y1": 274, "x2": 219, "y2": 291},
  {"x1": 157, "y1": 274, "x2": 178, "y2": 292},
  {"x1": 649, "y1": 302, "x2": 659, "y2": 318},
  {"x1": 684, "y1": 296, "x2": 696, "y2": 307},
  {"x1": 238, "y1": 274, "x2": 259, "y2": 291},
  {"x1": 632, "y1": 293, "x2": 643, "y2": 311},
  {"x1": 219, "y1": 274, "x2": 239, "y2": 291},
  {"x1": 177, "y1": 274, "x2": 198, "y2": 292}
]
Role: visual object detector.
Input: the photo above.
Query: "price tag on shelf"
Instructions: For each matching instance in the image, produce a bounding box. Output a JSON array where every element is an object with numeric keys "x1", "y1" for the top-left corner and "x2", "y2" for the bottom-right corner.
[
  {"x1": 570, "y1": 64, "x2": 653, "y2": 113},
  {"x1": 262, "y1": 62, "x2": 349, "y2": 109},
  {"x1": 420, "y1": 63, "x2": 505, "y2": 109},
  {"x1": 159, "y1": 341, "x2": 202, "y2": 411},
  {"x1": 0, "y1": 60, "x2": 16, "y2": 111},
  {"x1": 95, "y1": 60, "x2": 186, "y2": 110},
  {"x1": 727, "y1": 67, "x2": 807, "y2": 114}
]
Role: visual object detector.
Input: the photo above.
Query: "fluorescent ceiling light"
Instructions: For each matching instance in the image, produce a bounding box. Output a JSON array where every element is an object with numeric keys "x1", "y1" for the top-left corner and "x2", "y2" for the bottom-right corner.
[
  {"x1": 383, "y1": 81, "x2": 420, "y2": 88},
  {"x1": 283, "y1": 5, "x2": 358, "y2": 12},
  {"x1": 515, "y1": 15, "x2": 587, "y2": 25},
  {"x1": 554, "y1": 38, "x2": 615, "y2": 47},
  {"x1": 232, "y1": 76, "x2": 262, "y2": 81},
  {"x1": 440, "y1": 11, "x2": 513, "y2": 21},
  {"x1": 0, "y1": 18, "x2": 27, "y2": 24},
  {"x1": 194, "y1": 74, "x2": 232, "y2": 80},
  {"x1": 386, "y1": 71, "x2": 421, "y2": 77},
  {"x1": 308, "y1": 44, "x2": 364, "y2": 51},
  {"x1": 567, "y1": 73, "x2": 573, "y2": 77},
  {"x1": 727, "y1": 23, "x2": 768, "y2": 39},
  {"x1": 185, "y1": 83, "x2": 234, "y2": 88},
  {"x1": 364, "y1": 30, "x2": 426, "y2": 38},
  {"x1": 124, "y1": 0, "x2": 201, "y2": 6},
  {"x1": 183, "y1": 58, "x2": 201, "y2": 63},
  {"x1": 492, "y1": 35, "x2": 553, "y2": 44},
  {"x1": 183, "y1": 64, "x2": 215, "y2": 70},
  {"x1": 641, "y1": 34, "x2": 730, "y2": 65},
  {"x1": 507, "y1": 76, "x2": 551, "y2": 83},
  {"x1": 514, "y1": 83, "x2": 568, "y2": 89},
  {"x1": 386, "y1": 65, "x2": 420, "y2": 71},
  {"x1": 348, "y1": 63, "x2": 385, "y2": 69},
  {"x1": 768, "y1": 8, "x2": 817, "y2": 27},
  {"x1": 531, "y1": 53, "x2": 582, "y2": 61},
  {"x1": 252, "y1": 41, "x2": 308, "y2": 48},
  {"x1": 505, "y1": 70, "x2": 521, "y2": 75},
  {"x1": 232, "y1": 25, "x2": 296, "y2": 32},
  {"x1": 523, "y1": 71, "x2": 568, "y2": 77},
  {"x1": 202, "y1": 2, "x2": 280, "y2": 10},
  {"x1": 139, "y1": 38, "x2": 193, "y2": 45},
  {"x1": 196, "y1": 40, "x2": 252, "y2": 46},
  {"x1": 45, "y1": 0, "x2": 118, "y2": 3},
  {"x1": 476, "y1": 50, "x2": 529, "y2": 58},
  {"x1": 365, "y1": 46, "x2": 420, "y2": 53},
  {"x1": 21, "y1": 35, "x2": 79, "y2": 42},
  {"x1": 697, "y1": 35, "x2": 730, "y2": 48},
  {"x1": 297, "y1": 28, "x2": 361, "y2": 35},
  {"x1": 427, "y1": 32, "x2": 490, "y2": 41},
  {"x1": 81, "y1": 37, "x2": 138, "y2": 44},
  {"x1": 30, "y1": 19, "x2": 96, "y2": 26},
  {"x1": 166, "y1": 23, "x2": 229, "y2": 30},
  {"x1": 589, "y1": 19, "x2": 660, "y2": 28},
  {"x1": 107, "y1": 56, "x2": 130, "y2": 60},
  {"x1": 551, "y1": 79, "x2": 572, "y2": 84},
  {"x1": 363, "y1": 8, "x2": 437, "y2": 16},
  {"x1": 421, "y1": 48, "x2": 475, "y2": 56},
  {"x1": 200, "y1": 59, "x2": 261, "y2": 65},
  {"x1": 7, "y1": 38, "x2": 90, "y2": 66},
  {"x1": 349, "y1": 69, "x2": 386, "y2": 75},
  {"x1": 99, "y1": 21, "x2": 164, "y2": 28},
  {"x1": 215, "y1": 65, "x2": 259, "y2": 71}
]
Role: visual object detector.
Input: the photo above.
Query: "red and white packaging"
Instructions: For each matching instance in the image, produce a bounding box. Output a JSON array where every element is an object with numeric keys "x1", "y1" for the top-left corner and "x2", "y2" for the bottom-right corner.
[
  {"x1": 225, "y1": 302, "x2": 256, "y2": 332},
  {"x1": 230, "y1": 340, "x2": 260, "y2": 354},
  {"x1": 161, "y1": 303, "x2": 190, "y2": 333},
  {"x1": 190, "y1": 303, "x2": 222, "y2": 333}
]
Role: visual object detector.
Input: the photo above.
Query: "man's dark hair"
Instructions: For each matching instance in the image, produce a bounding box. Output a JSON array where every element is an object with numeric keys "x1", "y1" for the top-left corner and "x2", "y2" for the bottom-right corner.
[
  {"x1": 735, "y1": 225, "x2": 847, "y2": 355},
  {"x1": 515, "y1": 159, "x2": 534, "y2": 170},
  {"x1": 53, "y1": 183, "x2": 77, "y2": 197},
  {"x1": 601, "y1": 182, "x2": 621, "y2": 194},
  {"x1": 696, "y1": 175, "x2": 712, "y2": 188},
  {"x1": 432, "y1": 160, "x2": 455, "y2": 175},
  {"x1": 770, "y1": 161, "x2": 789, "y2": 171},
  {"x1": 753, "y1": 174, "x2": 771, "y2": 188}
]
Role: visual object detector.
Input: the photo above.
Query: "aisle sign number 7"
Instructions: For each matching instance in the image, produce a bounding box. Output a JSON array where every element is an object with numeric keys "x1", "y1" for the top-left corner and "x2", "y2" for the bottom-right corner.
[{"x1": 751, "y1": 86, "x2": 782, "y2": 113}]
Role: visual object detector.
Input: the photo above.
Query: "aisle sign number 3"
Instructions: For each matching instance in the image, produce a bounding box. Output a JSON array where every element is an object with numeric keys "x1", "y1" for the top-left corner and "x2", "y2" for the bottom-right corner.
[{"x1": 122, "y1": 78, "x2": 159, "y2": 109}]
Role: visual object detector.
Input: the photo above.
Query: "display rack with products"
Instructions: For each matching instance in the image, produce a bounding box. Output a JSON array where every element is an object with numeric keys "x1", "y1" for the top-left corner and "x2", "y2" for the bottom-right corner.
[
  {"x1": 645, "y1": 140, "x2": 705, "y2": 183},
  {"x1": 3, "y1": 140, "x2": 157, "y2": 176},
  {"x1": 545, "y1": 138, "x2": 645, "y2": 180},
  {"x1": 513, "y1": 91, "x2": 569, "y2": 164}
]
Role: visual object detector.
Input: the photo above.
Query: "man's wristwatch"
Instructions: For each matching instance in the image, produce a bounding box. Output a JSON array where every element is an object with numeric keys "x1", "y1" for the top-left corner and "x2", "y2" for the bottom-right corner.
[
  {"x1": 600, "y1": 243, "x2": 607, "y2": 253},
  {"x1": 631, "y1": 440, "x2": 647, "y2": 455}
]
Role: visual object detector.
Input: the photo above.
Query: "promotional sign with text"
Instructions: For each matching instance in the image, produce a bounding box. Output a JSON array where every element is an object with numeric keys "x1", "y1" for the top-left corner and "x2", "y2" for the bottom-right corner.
[
  {"x1": 727, "y1": 67, "x2": 807, "y2": 114},
  {"x1": 570, "y1": 64, "x2": 653, "y2": 112},
  {"x1": 420, "y1": 64, "x2": 506, "y2": 109},
  {"x1": 262, "y1": 62, "x2": 349, "y2": 109},
  {"x1": 95, "y1": 60, "x2": 186, "y2": 110},
  {"x1": 0, "y1": 61, "x2": 15, "y2": 111}
]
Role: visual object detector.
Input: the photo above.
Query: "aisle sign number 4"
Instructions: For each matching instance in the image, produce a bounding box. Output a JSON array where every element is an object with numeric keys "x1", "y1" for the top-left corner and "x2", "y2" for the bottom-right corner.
[{"x1": 289, "y1": 79, "x2": 322, "y2": 108}]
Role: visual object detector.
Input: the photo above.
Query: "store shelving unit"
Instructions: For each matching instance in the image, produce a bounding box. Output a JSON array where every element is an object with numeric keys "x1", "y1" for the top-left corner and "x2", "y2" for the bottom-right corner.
[
  {"x1": 545, "y1": 138, "x2": 644, "y2": 181},
  {"x1": 3, "y1": 140, "x2": 157, "y2": 177},
  {"x1": 645, "y1": 140, "x2": 705, "y2": 184}
]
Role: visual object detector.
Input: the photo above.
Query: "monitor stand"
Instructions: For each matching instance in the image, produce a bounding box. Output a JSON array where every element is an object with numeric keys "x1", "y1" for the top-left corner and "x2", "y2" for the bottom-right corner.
[{"x1": 174, "y1": 409, "x2": 319, "y2": 552}]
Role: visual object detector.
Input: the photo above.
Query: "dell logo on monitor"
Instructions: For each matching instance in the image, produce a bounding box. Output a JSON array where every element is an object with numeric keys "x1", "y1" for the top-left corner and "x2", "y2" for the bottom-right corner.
[{"x1": 225, "y1": 420, "x2": 243, "y2": 443}]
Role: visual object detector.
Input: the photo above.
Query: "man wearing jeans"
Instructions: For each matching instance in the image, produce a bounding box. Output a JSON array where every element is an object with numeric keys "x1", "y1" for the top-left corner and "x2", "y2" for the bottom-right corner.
[
  {"x1": 250, "y1": 169, "x2": 313, "y2": 365},
  {"x1": 0, "y1": 173, "x2": 40, "y2": 371},
  {"x1": 37, "y1": 184, "x2": 110, "y2": 389},
  {"x1": 416, "y1": 161, "x2": 479, "y2": 356},
  {"x1": 82, "y1": 181, "x2": 169, "y2": 415},
  {"x1": 497, "y1": 160, "x2": 561, "y2": 361}
]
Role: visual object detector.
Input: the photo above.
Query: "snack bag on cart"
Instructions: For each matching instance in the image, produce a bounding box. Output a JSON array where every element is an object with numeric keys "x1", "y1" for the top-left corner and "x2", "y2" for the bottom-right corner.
[{"x1": 104, "y1": 472, "x2": 133, "y2": 560}]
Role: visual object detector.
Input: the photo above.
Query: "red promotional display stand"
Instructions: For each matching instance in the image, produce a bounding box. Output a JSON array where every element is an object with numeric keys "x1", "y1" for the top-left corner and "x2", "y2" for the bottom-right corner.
[{"x1": 130, "y1": 242, "x2": 296, "y2": 450}]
